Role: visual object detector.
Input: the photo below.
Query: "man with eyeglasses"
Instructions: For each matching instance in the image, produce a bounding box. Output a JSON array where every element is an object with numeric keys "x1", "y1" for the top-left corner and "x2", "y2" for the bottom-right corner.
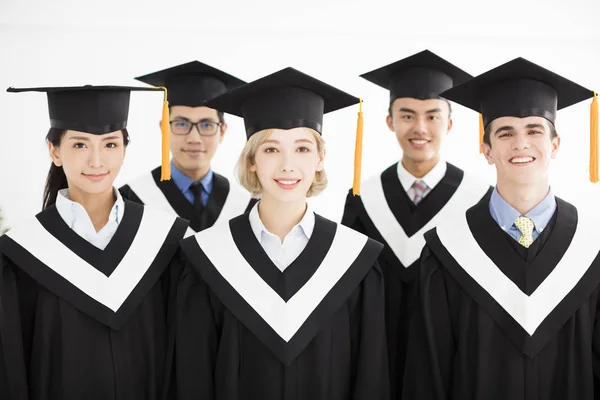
[{"x1": 120, "y1": 61, "x2": 256, "y2": 234}]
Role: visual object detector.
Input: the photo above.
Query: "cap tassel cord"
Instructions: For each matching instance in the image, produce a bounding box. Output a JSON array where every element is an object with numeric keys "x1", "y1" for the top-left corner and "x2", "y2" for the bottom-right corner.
[
  {"x1": 479, "y1": 114, "x2": 485, "y2": 154},
  {"x1": 591, "y1": 91, "x2": 598, "y2": 183},
  {"x1": 353, "y1": 99, "x2": 364, "y2": 196},
  {"x1": 158, "y1": 87, "x2": 171, "y2": 181}
]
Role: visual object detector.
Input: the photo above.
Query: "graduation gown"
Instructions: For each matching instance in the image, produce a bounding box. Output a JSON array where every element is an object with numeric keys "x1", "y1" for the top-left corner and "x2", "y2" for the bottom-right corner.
[
  {"x1": 172, "y1": 212, "x2": 390, "y2": 400},
  {"x1": 120, "y1": 166, "x2": 257, "y2": 234},
  {"x1": 341, "y1": 162, "x2": 491, "y2": 398},
  {"x1": 0, "y1": 200, "x2": 188, "y2": 400},
  {"x1": 403, "y1": 196, "x2": 600, "y2": 400}
]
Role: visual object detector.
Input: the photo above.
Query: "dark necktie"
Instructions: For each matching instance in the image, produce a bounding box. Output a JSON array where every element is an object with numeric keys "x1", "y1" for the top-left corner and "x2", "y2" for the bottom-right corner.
[{"x1": 190, "y1": 184, "x2": 205, "y2": 214}]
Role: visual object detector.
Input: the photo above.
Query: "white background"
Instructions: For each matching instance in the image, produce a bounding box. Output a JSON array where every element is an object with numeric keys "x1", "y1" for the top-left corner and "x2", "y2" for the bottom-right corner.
[{"x1": 1, "y1": 0, "x2": 599, "y2": 229}]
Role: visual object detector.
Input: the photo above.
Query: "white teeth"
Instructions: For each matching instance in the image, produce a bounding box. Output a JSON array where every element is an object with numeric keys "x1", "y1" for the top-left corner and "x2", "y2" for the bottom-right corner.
[
  {"x1": 278, "y1": 180, "x2": 298, "y2": 185},
  {"x1": 510, "y1": 157, "x2": 534, "y2": 164},
  {"x1": 410, "y1": 139, "x2": 428, "y2": 145}
]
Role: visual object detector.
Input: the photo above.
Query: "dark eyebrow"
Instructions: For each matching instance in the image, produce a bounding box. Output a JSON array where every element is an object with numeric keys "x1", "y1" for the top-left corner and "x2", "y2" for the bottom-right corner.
[
  {"x1": 398, "y1": 107, "x2": 416, "y2": 114},
  {"x1": 67, "y1": 136, "x2": 91, "y2": 141},
  {"x1": 102, "y1": 135, "x2": 121, "y2": 141},
  {"x1": 425, "y1": 108, "x2": 442, "y2": 114},
  {"x1": 170, "y1": 116, "x2": 218, "y2": 123},
  {"x1": 493, "y1": 126, "x2": 515, "y2": 136},
  {"x1": 525, "y1": 123, "x2": 546, "y2": 130}
]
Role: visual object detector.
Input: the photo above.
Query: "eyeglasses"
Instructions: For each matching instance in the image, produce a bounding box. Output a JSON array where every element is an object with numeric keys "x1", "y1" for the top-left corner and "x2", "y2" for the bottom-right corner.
[{"x1": 170, "y1": 120, "x2": 222, "y2": 136}]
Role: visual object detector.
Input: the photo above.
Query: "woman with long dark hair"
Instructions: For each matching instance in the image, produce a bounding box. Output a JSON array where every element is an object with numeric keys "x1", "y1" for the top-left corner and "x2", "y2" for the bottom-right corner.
[{"x1": 0, "y1": 86, "x2": 188, "y2": 400}]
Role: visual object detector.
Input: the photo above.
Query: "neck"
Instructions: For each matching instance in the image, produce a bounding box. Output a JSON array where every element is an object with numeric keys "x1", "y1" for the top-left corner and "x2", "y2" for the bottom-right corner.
[
  {"x1": 174, "y1": 160, "x2": 210, "y2": 182},
  {"x1": 67, "y1": 186, "x2": 116, "y2": 232},
  {"x1": 258, "y1": 194, "x2": 307, "y2": 243},
  {"x1": 401, "y1": 156, "x2": 440, "y2": 179},
  {"x1": 496, "y1": 179, "x2": 550, "y2": 215}
]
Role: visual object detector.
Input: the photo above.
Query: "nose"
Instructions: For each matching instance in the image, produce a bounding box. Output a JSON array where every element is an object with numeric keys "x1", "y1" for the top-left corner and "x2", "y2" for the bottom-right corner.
[
  {"x1": 414, "y1": 116, "x2": 427, "y2": 135},
  {"x1": 279, "y1": 150, "x2": 296, "y2": 173},
  {"x1": 88, "y1": 147, "x2": 103, "y2": 168},
  {"x1": 512, "y1": 133, "x2": 531, "y2": 151},
  {"x1": 187, "y1": 125, "x2": 204, "y2": 144}
]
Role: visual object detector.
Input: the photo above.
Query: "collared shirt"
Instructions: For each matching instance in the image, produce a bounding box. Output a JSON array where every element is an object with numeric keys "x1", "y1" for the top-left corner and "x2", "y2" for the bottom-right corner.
[
  {"x1": 55, "y1": 188, "x2": 125, "y2": 250},
  {"x1": 170, "y1": 160, "x2": 214, "y2": 205},
  {"x1": 397, "y1": 159, "x2": 447, "y2": 200},
  {"x1": 249, "y1": 202, "x2": 315, "y2": 272},
  {"x1": 489, "y1": 187, "x2": 557, "y2": 242}
]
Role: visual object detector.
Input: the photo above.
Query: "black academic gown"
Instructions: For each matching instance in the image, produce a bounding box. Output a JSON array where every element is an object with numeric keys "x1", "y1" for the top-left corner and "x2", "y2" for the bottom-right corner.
[
  {"x1": 0, "y1": 200, "x2": 188, "y2": 400},
  {"x1": 403, "y1": 196, "x2": 600, "y2": 400},
  {"x1": 341, "y1": 162, "x2": 491, "y2": 399},
  {"x1": 120, "y1": 166, "x2": 257, "y2": 233},
  {"x1": 171, "y1": 212, "x2": 390, "y2": 400}
]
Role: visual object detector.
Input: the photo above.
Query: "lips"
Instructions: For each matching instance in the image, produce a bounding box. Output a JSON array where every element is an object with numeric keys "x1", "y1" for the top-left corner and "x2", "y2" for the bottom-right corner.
[
  {"x1": 82, "y1": 173, "x2": 108, "y2": 182},
  {"x1": 183, "y1": 149, "x2": 206, "y2": 156},
  {"x1": 274, "y1": 178, "x2": 301, "y2": 190},
  {"x1": 509, "y1": 156, "x2": 536, "y2": 165}
]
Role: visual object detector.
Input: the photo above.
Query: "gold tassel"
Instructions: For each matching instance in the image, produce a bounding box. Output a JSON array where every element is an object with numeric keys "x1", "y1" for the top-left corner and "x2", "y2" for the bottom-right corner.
[
  {"x1": 352, "y1": 99, "x2": 364, "y2": 196},
  {"x1": 479, "y1": 113, "x2": 485, "y2": 154},
  {"x1": 158, "y1": 87, "x2": 171, "y2": 181},
  {"x1": 591, "y1": 91, "x2": 599, "y2": 183}
]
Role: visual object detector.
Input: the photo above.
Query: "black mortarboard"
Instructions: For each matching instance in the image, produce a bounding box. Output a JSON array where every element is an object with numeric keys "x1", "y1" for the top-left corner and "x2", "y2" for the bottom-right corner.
[
  {"x1": 440, "y1": 57, "x2": 598, "y2": 182},
  {"x1": 204, "y1": 67, "x2": 359, "y2": 138},
  {"x1": 7, "y1": 85, "x2": 163, "y2": 134},
  {"x1": 135, "y1": 61, "x2": 246, "y2": 107},
  {"x1": 7, "y1": 85, "x2": 174, "y2": 180},
  {"x1": 360, "y1": 50, "x2": 472, "y2": 103}
]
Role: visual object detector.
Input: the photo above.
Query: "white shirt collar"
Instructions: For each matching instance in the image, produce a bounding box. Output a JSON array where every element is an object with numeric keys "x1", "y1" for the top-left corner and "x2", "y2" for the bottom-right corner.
[
  {"x1": 396, "y1": 159, "x2": 447, "y2": 192},
  {"x1": 56, "y1": 188, "x2": 125, "y2": 230},
  {"x1": 249, "y1": 201, "x2": 315, "y2": 244}
]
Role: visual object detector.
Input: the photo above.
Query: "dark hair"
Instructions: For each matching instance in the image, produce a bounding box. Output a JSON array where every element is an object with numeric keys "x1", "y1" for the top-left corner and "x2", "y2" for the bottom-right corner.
[
  {"x1": 482, "y1": 119, "x2": 558, "y2": 148},
  {"x1": 388, "y1": 96, "x2": 453, "y2": 118},
  {"x1": 169, "y1": 107, "x2": 226, "y2": 124},
  {"x1": 42, "y1": 128, "x2": 130, "y2": 210}
]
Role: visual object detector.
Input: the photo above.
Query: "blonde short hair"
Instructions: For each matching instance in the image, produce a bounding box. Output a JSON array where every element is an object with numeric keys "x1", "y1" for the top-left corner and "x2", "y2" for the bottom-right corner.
[{"x1": 236, "y1": 128, "x2": 327, "y2": 198}]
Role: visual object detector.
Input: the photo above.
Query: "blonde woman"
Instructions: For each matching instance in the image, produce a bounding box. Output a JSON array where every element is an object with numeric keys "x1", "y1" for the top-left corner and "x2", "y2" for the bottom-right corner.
[{"x1": 171, "y1": 68, "x2": 390, "y2": 400}]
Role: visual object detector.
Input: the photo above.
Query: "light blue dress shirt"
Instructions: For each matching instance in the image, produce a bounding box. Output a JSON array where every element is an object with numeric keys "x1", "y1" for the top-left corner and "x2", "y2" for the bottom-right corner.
[
  {"x1": 170, "y1": 161, "x2": 214, "y2": 205},
  {"x1": 488, "y1": 187, "x2": 557, "y2": 242}
]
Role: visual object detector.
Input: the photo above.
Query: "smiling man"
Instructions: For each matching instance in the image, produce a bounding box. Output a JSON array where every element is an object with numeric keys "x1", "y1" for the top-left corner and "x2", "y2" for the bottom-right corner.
[
  {"x1": 341, "y1": 50, "x2": 491, "y2": 399},
  {"x1": 403, "y1": 57, "x2": 600, "y2": 399},
  {"x1": 120, "y1": 61, "x2": 256, "y2": 233}
]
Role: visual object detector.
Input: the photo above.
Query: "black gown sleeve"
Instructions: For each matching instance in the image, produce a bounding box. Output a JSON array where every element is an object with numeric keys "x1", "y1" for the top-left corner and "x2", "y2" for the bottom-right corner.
[
  {"x1": 341, "y1": 190, "x2": 367, "y2": 234},
  {"x1": 0, "y1": 253, "x2": 38, "y2": 399},
  {"x1": 173, "y1": 258, "x2": 220, "y2": 400},
  {"x1": 592, "y1": 288, "x2": 600, "y2": 399},
  {"x1": 402, "y1": 245, "x2": 455, "y2": 400},
  {"x1": 349, "y1": 261, "x2": 390, "y2": 400},
  {"x1": 118, "y1": 184, "x2": 143, "y2": 204}
]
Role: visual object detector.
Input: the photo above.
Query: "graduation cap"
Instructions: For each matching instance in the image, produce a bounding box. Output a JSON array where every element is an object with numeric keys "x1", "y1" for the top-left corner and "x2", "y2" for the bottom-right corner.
[
  {"x1": 7, "y1": 85, "x2": 174, "y2": 180},
  {"x1": 360, "y1": 49, "x2": 472, "y2": 103},
  {"x1": 440, "y1": 57, "x2": 599, "y2": 182},
  {"x1": 204, "y1": 67, "x2": 365, "y2": 194},
  {"x1": 135, "y1": 61, "x2": 246, "y2": 107}
]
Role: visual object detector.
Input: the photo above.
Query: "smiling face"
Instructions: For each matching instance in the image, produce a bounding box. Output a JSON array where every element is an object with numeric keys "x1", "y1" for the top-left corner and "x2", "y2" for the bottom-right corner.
[
  {"x1": 48, "y1": 130, "x2": 126, "y2": 197},
  {"x1": 386, "y1": 97, "x2": 452, "y2": 170},
  {"x1": 248, "y1": 127, "x2": 325, "y2": 204},
  {"x1": 483, "y1": 116, "x2": 560, "y2": 187},
  {"x1": 169, "y1": 105, "x2": 226, "y2": 177}
]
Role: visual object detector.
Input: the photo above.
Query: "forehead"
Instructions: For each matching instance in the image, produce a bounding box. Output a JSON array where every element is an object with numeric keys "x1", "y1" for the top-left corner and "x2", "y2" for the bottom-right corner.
[
  {"x1": 170, "y1": 105, "x2": 219, "y2": 120},
  {"x1": 391, "y1": 97, "x2": 449, "y2": 112},
  {"x1": 64, "y1": 129, "x2": 123, "y2": 139},
  {"x1": 264, "y1": 127, "x2": 317, "y2": 143},
  {"x1": 489, "y1": 116, "x2": 551, "y2": 132}
]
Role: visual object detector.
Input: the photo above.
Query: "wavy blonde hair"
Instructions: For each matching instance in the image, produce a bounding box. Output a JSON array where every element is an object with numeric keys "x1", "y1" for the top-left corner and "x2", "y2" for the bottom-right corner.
[{"x1": 236, "y1": 128, "x2": 327, "y2": 198}]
